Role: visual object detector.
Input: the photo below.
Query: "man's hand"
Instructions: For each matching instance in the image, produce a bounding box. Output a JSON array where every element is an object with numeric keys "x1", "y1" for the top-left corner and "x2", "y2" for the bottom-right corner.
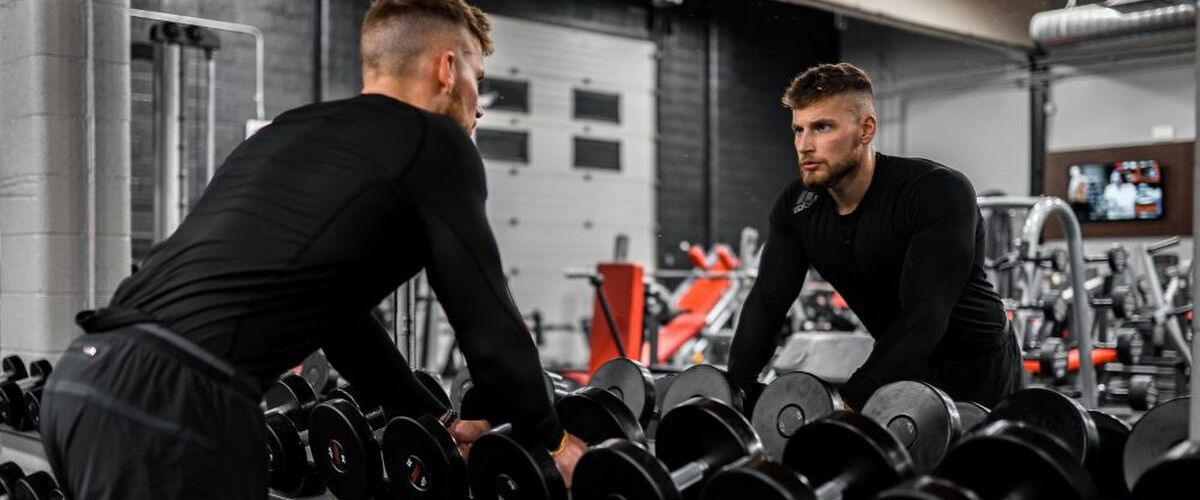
[
  {"x1": 551, "y1": 433, "x2": 587, "y2": 488},
  {"x1": 449, "y1": 419, "x2": 491, "y2": 460}
]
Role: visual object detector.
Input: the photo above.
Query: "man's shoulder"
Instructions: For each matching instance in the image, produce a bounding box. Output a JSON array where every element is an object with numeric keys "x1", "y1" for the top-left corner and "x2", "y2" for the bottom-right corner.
[{"x1": 882, "y1": 153, "x2": 973, "y2": 192}]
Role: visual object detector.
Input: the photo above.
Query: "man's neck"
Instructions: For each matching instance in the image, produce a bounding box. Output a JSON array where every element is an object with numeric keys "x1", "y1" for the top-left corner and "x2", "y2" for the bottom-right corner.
[
  {"x1": 362, "y1": 75, "x2": 436, "y2": 113},
  {"x1": 827, "y1": 149, "x2": 876, "y2": 216}
]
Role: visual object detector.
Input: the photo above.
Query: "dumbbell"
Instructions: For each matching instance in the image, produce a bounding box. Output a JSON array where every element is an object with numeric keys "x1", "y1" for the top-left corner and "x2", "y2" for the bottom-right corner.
[
  {"x1": 1114, "y1": 327, "x2": 1145, "y2": 365},
  {"x1": 468, "y1": 386, "x2": 647, "y2": 500},
  {"x1": 877, "y1": 420, "x2": 1097, "y2": 500},
  {"x1": 702, "y1": 410, "x2": 916, "y2": 500},
  {"x1": 0, "y1": 360, "x2": 52, "y2": 431},
  {"x1": 859, "y1": 381, "x2": 963, "y2": 475},
  {"x1": 1122, "y1": 395, "x2": 1192, "y2": 498},
  {"x1": 0, "y1": 462, "x2": 26, "y2": 497},
  {"x1": 955, "y1": 401, "x2": 990, "y2": 433},
  {"x1": 749, "y1": 371, "x2": 842, "y2": 461},
  {"x1": 982, "y1": 388, "x2": 1138, "y2": 499},
  {"x1": 1088, "y1": 410, "x2": 1132, "y2": 500},
  {"x1": 309, "y1": 385, "x2": 393, "y2": 500},
  {"x1": 12, "y1": 471, "x2": 64, "y2": 500},
  {"x1": 375, "y1": 368, "x2": 474, "y2": 500},
  {"x1": 589, "y1": 357, "x2": 682, "y2": 439},
  {"x1": 1037, "y1": 337, "x2": 1069, "y2": 385},
  {"x1": 263, "y1": 373, "x2": 324, "y2": 496},
  {"x1": 659, "y1": 364, "x2": 759, "y2": 417},
  {"x1": 1101, "y1": 373, "x2": 1158, "y2": 412},
  {"x1": 0, "y1": 356, "x2": 27, "y2": 385},
  {"x1": 572, "y1": 397, "x2": 763, "y2": 500}
]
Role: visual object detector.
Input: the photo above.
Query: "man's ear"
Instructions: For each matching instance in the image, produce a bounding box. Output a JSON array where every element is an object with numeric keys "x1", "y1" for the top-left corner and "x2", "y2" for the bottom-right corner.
[
  {"x1": 436, "y1": 50, "x2": 457, "y2": 95},
  {"x1": 860, "y1": 114, "x2": 877, "y2": 145}
]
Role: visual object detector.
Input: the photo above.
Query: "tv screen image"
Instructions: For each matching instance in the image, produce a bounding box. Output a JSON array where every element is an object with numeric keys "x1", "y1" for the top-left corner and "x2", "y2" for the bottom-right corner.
[{"x1": 1066, "y1": 160, "x2": 1163, "y2": 222}]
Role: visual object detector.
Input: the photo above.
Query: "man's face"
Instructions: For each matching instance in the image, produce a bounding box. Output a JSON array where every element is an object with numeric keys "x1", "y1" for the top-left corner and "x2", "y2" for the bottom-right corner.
[
  {"x1": 445, "y1": 38, "x2": 486, "y2": 134},
  {"x1": 791, "y1": 94, "x2": 871, "y2": 189}
]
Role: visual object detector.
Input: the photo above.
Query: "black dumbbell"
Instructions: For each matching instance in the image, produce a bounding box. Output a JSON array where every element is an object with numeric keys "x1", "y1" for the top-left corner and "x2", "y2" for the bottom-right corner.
[
  {"x1": 1123, "y1": 395, "x2": 1191, "y2": 498},
  {"x1": 0, "y1": 360, "x2": 52, "y2": 430},
  {"x1": 749, "y1": 371, "x2": 842, "y2": 461},
  {"x1": 467, "y1": 385, "x2": 647, "y2": 500},
  {"x1": 955, "y1": 401, "x2": 990, "y2": 434},
  {"x1": 878, "y1": 420, "x2": 1096, "y2": 500},
  {"x1": 660, "y1": 364, "x2": 759, "y2": 417},
  {"x1": 572, "y1": 397, "x2": 763, "y2": 500},
  {"x1": 1037, "y1": 337, "x2": 1069, "y2": 385},
  {"x1": 0, "y1": 462, "x2": 26, "y2": 497},
  {"x1": 1088, "y1": 410, "x2": 1132, "y2": 500},
  {"x1": 263, "y1": 373, "x2": 323, "y2": 496},
  {"x1": 982, "y1": 388, "x2": 1137, "y2": 499},
  {"x1": 0, "y1": 356, "x2": 27, "y2": 385},
  {"x1": 860, "y1": 381, "x2": 962, "y2": 475},
  {"x1": 376, "y1": 368, "x2": 472, "y2": 500},
  {"x1": 703, "y1": 410, "x2": 916, "y2": 500},
  {"x1": 1114, "y1": 327, "x2": 1144, "y2": 365},
  {"x1": 589, "y1": 357, "x2": 684, "y2": 439},
  {"x1": 308, "y1": 385, "x2": 392, "y2": 500},
  {"x1": 13, "y1": 471, "x2": 64, "y2": 500}
]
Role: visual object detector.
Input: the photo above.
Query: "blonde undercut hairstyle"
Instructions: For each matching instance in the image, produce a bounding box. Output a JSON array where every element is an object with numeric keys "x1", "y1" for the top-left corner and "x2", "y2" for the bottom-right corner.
[
  {"x1": 782, "y1": 62, "x2": 874, "y2": 112},
  {"x1": 361, "y1": 0, "x2": 493, "y2": 78}
]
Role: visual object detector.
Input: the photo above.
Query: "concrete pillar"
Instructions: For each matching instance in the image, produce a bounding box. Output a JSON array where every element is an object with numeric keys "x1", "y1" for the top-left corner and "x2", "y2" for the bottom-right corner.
[{"x1": 0, "y1": 0, "x2": 131, "y2": 361}]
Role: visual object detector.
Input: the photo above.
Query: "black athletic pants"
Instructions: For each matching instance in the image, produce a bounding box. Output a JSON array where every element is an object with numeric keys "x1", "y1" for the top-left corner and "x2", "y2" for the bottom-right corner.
[
  {"x1": 41, "y1": 320, "x2": 266, "y2": 500},
  {"x1": 923, "y1": 323, "x2": 1026, "y2": 409}
]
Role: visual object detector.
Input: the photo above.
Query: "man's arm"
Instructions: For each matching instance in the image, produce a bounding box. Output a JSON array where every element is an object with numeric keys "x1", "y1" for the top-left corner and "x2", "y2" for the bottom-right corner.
[
  {"x1": 322, "y1": 312, "x2": 447, "y2": 416},
  {"x1": 839, "y1": 169, "x2": 980, "y2": 409},
  {"x1": 402, "y1": 115, "x2": 563, "y2": 449},
  {"x1": 727, "y1": 191, "x2": 810, "y2": 388}
]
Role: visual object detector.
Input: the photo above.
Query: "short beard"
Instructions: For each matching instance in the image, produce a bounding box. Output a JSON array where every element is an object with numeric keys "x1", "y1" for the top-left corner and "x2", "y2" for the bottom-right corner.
[
  {"x1": 446, "y1": 82, "x2": 474, "y2": 134},
  {"x1": 801, "y1": 145, "x2": 861, "y2": 189}
]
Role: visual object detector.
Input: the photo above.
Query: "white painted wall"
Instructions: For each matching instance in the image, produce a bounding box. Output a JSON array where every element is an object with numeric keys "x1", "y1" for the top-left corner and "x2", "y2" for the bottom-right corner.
[
  {"x1": 477, "y1": 16, "x2": 657, "y2": 365},
  {"x1": 0, "y1": 0, "x2": 131, "y2": 362},
  {"x1": 1047, "y1": 61, "x2": 1194, "y2": 151},
  {"x1": 840, "y1": 18, "x2": 1032, "y2": 196}
]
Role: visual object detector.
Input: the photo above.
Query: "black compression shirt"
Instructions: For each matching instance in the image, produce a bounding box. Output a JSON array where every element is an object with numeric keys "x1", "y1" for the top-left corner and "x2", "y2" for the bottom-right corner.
[
  {"x1": 728, "y1": 153, "x2": 1007, "y2": 409},
  {"x1": 110, "y1": 94, "x2": 563, "y2": 447}
]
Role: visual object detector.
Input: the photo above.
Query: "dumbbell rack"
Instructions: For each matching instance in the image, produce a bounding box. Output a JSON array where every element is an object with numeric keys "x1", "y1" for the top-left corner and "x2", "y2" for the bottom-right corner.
[{"x1": 0, "y1": 426, "x2": 52, "y2": 474}]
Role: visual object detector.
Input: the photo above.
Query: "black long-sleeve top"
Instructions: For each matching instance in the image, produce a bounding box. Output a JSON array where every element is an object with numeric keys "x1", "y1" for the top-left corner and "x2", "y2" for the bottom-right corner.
[
  {"x1": 728, "y1": 153, "x2": 1007, "y2": 409},
  {"x1": 110, "y1": 94, "x2": 563, "y2": 448}
]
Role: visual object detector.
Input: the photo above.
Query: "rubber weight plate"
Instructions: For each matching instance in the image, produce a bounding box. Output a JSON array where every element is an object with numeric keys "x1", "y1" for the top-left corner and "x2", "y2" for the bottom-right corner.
[
  {"x1": 985, "y1": 387, "x2": 1098, "y2": 463},
  {"x1": 556, "y1": 386, "x2": 646, "y2": 446},
  {"x1": 1087, "y1": 410, "x2": 1131, "y2": 500},
  {"x1": 782, "y1": 411, "x2": 915, "y2": 499},
  {"x1": 0, "y1": 462, "x2": 25, "y2": 497},
  {"x1": 308, "y1": 399, "x2": 384, "y2": 500},
  {"x1": 382, "y1": 415, "x2": 468, "y2": 500},
  {"x1": 1132, "y1": 440, "x2": 1200, "y2": 499},
  {"x1": 699, "y1": 457, "x2": 815, "y2": 500},
  {"x1": 0, "y1": 356, "x2": 26, "y2": 382},
  {"x1": 875, "y1": 476, "x2": 982, "y2": 500},
  {"x1": 938, "y1": 421, "x2": 1096, "y2": 500},
  {"x1": 590, "y1": 357, "x2": 656, "y2": 427},
  {"x1": 750, "y1": 371, "x2": 841, "y2": 461},
  {"x1": 468, "y1": 424, "x2": 566, "y2": 500},
  {"x1": 265, "y1": 412, "x2": 311, "y2": 495},
  {"x1": 660, "y1": 364, "x2": 744, "y2": 415},
  {"x1": 571, "y1": 438, "x2": 676, "y2": 500},
  {"x1": 1123, "y1": 395, "x2": 1189, "y2": 492},
  {"x1": 300, "y1": 350, "x2": 333, "y2": 394},
  {"x1": 862, "y1": 381, "x2": 961, "y2": 474},
  {"x1": 955, "y1": 401, "x2": 990, "y2": 434},
  {"x1": 14, "y1": 471, "x2": 62, "y2": 500}
]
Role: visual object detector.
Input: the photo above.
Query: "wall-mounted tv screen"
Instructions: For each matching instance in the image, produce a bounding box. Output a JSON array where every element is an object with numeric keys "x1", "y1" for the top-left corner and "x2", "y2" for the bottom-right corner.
[{"x1": 1067, "y1": 160, "x2": 1163, "y2": 222}]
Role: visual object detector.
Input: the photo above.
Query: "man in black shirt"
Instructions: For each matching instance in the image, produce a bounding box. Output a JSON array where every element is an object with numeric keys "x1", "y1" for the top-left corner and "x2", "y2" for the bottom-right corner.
[
  {"x1": 40, "y1": 1, "x2": 584, "y2": 498},
  {"x1": 728, "y1": 63, "x2": 1023, "y2": 411}
]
